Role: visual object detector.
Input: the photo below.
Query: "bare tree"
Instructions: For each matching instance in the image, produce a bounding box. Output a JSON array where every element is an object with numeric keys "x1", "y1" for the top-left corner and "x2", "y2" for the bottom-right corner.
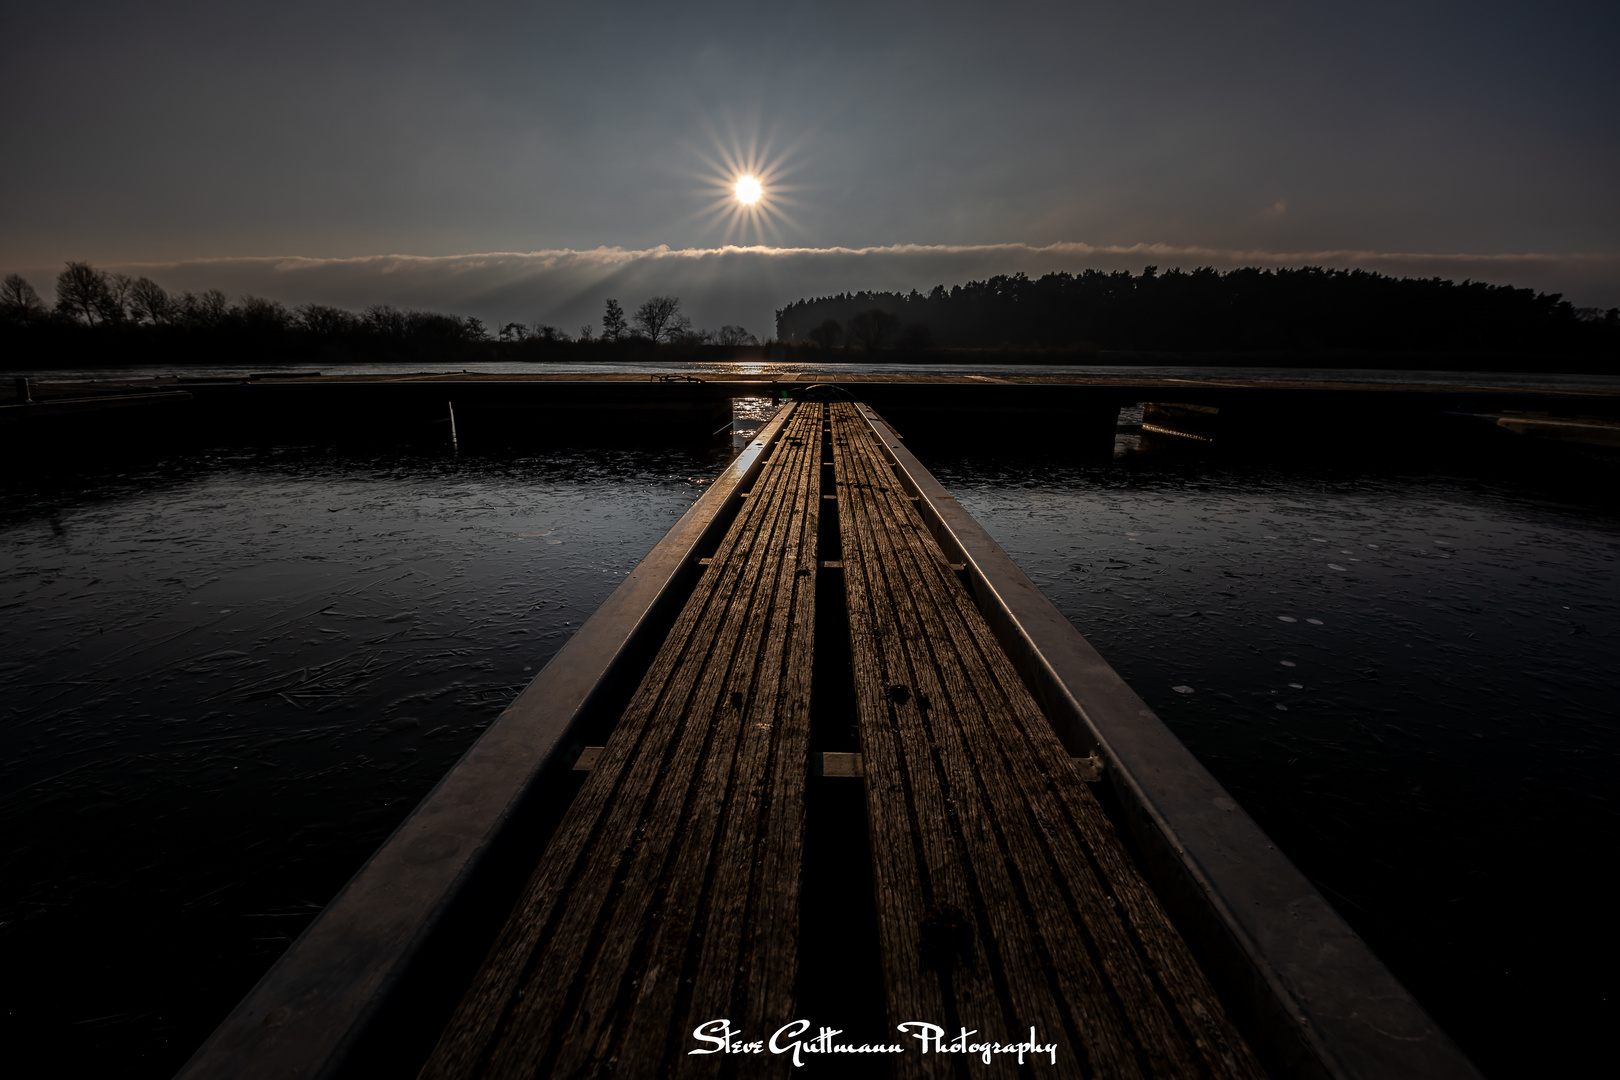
[
  {"x1": 235, "y1": 295, "x2": 294, "y2": 331},
  {"x1": 808, "y1": 318, "x2": 841, "y2": 349},
  {"x1": 499, "y1": 322, "x2": 530, "y2": 342},
  {"x1": 128, "y1": 277, "x2": 172, "y2": 324},
  {"x1": 298, "y1": 303, "x2": 359, "y2": 336},
  {"x1": 847, "y1": 308, "x2": 899, "y2": 351},
  {"x1": 56, "y1": 261, "x2": 113, "y2": 325},
  {"x1": 579, "y1": 323, "x2": 594, "y2": 341},
  {"x1": 601, "y1": 298, "x2": 627, "y2": 340},
  {"x1": 364, "y1": 304, "x2": 408, "y2": 337},
  {"x1": 633, "y1": 295, "x2": 690, "y2": 342},
  {"x1": 716, "y1": 324, "x2": 756, "y2": 346},
  {"x1": 101, "y1": 273, "x2": 134, "y2": 323},
  {"x1": 0, "y1": 274, "x2": 47, "y2": 324},
  {"x1": 173, "y1": 289, "x2": 230, "y2": 328}
]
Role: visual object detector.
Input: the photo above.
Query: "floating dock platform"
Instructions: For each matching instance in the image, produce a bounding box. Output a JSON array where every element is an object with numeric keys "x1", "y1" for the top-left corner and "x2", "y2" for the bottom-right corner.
[{"x1": 173, "y1": 393, "x2": 1483, "y2": 1078}]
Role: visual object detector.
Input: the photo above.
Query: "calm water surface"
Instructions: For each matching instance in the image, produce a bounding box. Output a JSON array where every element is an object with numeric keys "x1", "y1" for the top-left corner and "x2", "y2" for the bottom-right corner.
[
  {"x1": 1, "y1": 426, "x2": 1614, "y2": 1077},
  {"x1": 0, "y1": 442, "x2": 724, "y2": 1076}
]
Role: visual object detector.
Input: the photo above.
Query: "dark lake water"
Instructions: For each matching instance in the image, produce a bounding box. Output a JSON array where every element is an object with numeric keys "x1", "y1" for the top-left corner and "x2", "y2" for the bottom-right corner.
[
  {"x1": 1, "y1": 405, "x2": 1615, "y2": 1077},
  {"x1": 0, "y1": 441, "x2": 726, "y2": 1076}
]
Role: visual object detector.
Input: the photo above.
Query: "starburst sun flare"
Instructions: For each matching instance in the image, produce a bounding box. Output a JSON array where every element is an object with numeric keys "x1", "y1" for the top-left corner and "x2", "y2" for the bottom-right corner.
[{"x1": 690, "y1": 127, "x2": 801, "y2": 244}]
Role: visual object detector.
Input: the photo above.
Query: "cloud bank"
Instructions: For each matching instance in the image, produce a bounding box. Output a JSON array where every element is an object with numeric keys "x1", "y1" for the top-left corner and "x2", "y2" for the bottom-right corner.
[{"x1": 33, "y1": 242, "x2": 1618, "y2": 338}]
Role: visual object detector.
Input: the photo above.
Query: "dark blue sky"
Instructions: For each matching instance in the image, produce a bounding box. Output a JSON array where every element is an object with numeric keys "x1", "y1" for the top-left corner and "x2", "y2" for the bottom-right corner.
[{"x1": 4, "y1": 0, "x2": 1617, "y2": 326}]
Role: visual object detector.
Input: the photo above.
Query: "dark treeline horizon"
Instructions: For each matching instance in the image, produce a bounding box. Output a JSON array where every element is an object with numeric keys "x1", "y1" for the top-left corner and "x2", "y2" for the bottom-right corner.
[
  {"x1": 5, "y1": 261, "x2": 1619, "y2": 371},
  {"x1": 0, "y1": 263, "x2": 760, "y2": 369},
  {"x1": 775, "y1": 266, "x2": 1620, "y2": 361}
]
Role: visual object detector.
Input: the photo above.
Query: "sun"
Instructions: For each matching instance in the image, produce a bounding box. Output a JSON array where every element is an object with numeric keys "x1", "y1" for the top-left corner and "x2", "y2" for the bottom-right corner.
[{"x1": 687, "y1": 120, "x2": 803, "y2": 243}]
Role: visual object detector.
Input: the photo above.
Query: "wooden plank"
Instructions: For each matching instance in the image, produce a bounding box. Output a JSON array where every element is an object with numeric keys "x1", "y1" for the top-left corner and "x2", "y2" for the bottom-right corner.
[
  {"x1": 830, "y1": 402, "x2": 1266, "y2": 1079},
  {"x1": 817, "y1": 752, "x2": 865, "y2": 778},
  {"x1": 420, "y1": 403, "x2": 823, "y2": 1079}
]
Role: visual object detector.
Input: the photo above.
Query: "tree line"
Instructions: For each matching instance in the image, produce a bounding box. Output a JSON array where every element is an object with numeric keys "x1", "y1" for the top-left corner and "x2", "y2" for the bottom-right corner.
[
  {"x1": 0, "y1": 263, "x2": 757, "y2": 367},
  {"x1": 9, "y1": 260, "x2": 1614, "y2": 368},
  {"x1": 775, "y1": 266, "x2": 1620, "y2": 358},
  {"x1": 508, "y1": 296, "x2": 756, "y2": 347}
]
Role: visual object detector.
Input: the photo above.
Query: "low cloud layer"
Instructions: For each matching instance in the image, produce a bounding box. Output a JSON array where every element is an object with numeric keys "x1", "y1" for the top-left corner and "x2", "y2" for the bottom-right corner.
[{"x1": 24, "y1": 242, "x2": 1618, "y2": 339}]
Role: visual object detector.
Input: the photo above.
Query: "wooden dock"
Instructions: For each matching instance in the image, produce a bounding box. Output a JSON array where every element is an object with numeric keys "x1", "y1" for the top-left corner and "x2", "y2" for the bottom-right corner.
[
  {"x1": 408, "y1": 400, "x2": 1260, "y2": 1078},
  {"x1": 176, "y1": 397, "x2": 1483, "y2": 1080}
]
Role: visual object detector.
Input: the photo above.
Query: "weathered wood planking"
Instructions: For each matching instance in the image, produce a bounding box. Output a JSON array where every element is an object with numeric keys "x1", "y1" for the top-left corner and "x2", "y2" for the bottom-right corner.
[
  {"x1": 419, "y1": 402, "x2": 823, "y2": 1079},
  {"x1": 830, "y1": 402, "x2": 1266, "y2": 1080}
]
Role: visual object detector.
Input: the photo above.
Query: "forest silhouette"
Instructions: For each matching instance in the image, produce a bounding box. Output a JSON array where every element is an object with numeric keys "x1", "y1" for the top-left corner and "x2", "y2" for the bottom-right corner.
[
  {"x1": 776, "y1": 266, "x2": 1619, "y2": 362},
  {"x1": 0, "y1": 265, "x2": 759, "y2": 368},
  {"x1": 3, "y1": 261, "x2": 1615, "y2": 370}
]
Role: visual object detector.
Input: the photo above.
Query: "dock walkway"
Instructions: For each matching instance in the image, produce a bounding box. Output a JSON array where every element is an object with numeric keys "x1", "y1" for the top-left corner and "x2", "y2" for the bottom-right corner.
[{"x1": 416, "y1": 400, "x2": 1261, "y2": 1078}]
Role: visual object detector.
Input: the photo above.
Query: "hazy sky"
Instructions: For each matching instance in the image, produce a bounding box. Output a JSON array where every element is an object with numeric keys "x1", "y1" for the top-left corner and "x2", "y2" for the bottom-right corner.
[{"x1": 5, "y1": 0, "x2": 1617, "y2": 330}]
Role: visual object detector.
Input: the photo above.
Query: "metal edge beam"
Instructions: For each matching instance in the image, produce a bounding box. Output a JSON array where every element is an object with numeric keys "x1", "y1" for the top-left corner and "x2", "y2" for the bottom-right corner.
[
  {"x1": 174, "y1": 402, "x2": 800, "y2": 1080},
  {"x1": 850, "y1": 403, "x2": 1482, "y2": 1080}
]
